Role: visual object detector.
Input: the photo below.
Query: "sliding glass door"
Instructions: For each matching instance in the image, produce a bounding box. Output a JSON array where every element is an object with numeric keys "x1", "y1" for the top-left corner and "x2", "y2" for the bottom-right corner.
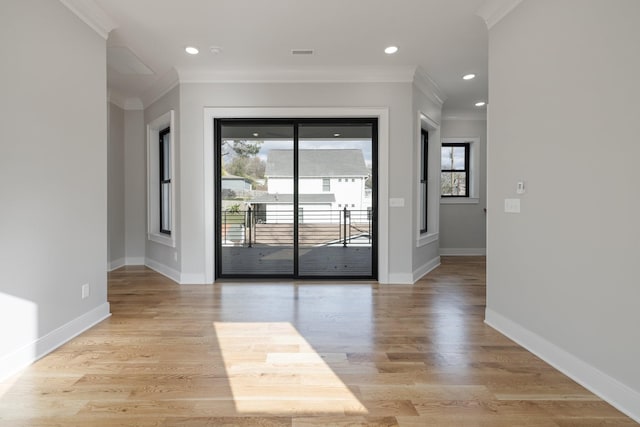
[{"x1": 216, "y1": 119, "x2": 376, "y2": 279}]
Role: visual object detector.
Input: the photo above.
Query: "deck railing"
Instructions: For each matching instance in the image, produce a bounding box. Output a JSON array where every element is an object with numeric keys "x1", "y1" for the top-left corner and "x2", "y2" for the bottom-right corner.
[{"x1": 221, "y1": 208, "x2": 372, "y2": 248}]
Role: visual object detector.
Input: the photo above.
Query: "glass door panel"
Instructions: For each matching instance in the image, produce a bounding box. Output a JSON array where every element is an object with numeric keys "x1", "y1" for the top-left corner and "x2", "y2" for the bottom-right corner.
[
  {"x1": 297, "y1": 123, "x2": 375, "y2": 277},
  {"x1": 218, "y1": 122, "x2": 294, "y2": 276}
]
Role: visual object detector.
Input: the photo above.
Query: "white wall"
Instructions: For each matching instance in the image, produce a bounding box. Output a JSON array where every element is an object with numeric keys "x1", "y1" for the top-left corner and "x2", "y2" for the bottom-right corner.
[
  {"x1": 108, "y1": 103, "x2": 125, "y2": 269},
  {"x1": 180, "y1": 82, "x2": 414, "y2": 283},
  {"x1": 144, "y1": 86, "x2": 180, "y2": 279},
  {"x1": 124, "y1": 109, "x2": 146, "y2": 264},
  {"x1": 0, "y1": 0, "x2": 110, "y2": 379},
  {"x1": 440, "y1": 119, "x2": 486, "y2": 254},
  {"x1": 486, "y1": 0, "x2": 640, "y2": 420}
]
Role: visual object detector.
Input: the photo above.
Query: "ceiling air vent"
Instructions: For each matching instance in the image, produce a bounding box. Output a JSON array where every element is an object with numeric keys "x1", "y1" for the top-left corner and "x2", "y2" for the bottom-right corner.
[{"x1": 291, "y1": 49, "x2": 314, "y2": 55}]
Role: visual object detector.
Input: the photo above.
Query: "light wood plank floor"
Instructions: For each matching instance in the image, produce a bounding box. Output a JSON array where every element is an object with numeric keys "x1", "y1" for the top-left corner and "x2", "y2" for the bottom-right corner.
[{"x1": 0, "y1": 257, "x2": 636, "y2": 426}]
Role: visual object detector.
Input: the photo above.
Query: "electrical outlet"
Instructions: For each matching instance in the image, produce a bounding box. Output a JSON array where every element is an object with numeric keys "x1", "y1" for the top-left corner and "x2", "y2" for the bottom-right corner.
[{"x1": 81, "y1": 283, "x2": 90, "y2": 299}]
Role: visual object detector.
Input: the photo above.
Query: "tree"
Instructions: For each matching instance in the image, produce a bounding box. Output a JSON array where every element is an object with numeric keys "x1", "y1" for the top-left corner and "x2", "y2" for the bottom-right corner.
[
  {"x1": 226, "y1": 154, "x2": 266, "y2": 181},
  {"x1": 222, "y1": 139, "x2": 262, "y2": 158}
]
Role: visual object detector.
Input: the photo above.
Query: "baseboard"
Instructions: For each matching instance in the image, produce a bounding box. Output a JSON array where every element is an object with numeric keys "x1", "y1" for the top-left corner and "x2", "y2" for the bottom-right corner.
[
  {"x1": 413, "y1": 256, "x2": 440, "y2": 282},
  {"x1": 180, "y1": 273, "x2": 208, "y2": 285},
  {"x1": 145, "y1": 258, "x2": 180, "y2": 283},
  {"x1": 0, "y1": 302, "x2": 111, "y2": 382},
  {"x1": 108, "y1": 258, "x2": 125, "y2": 271},
  {"x1": 125, "y1": 256, "x2": 145, "y2": 265},
  {"x1": 385, "y1": 273, "x2": 414, "y2": 284},
  {"x1": 440, "y1": 247, "x2": 486, "y2": 256},
  {"x1": 485, "y1": 309, "x2": 640, "y2": 423}
]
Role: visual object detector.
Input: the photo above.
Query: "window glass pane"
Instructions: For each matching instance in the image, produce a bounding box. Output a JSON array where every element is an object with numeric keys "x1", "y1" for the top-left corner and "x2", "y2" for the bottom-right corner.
[
  {"x1": 441, "y1": 172, "x2": 467, "y2": 196},
  {"x1": 441, "y1": 146, "x2": 453, "y2": 170},
  {"x1": 421, "y1": 140, "x2": 426, "y2": 179},
  {"x1": 219, "y1": 122, "x2": 294, "y2": 275},
  {"x1": 161, "y1": 182, "x2": 171, "y2": 231},
  {"x1": 162, "y1": 132, "x2": 171, "y2": 179},
  {"x1": 452, "y1": 146, "x2": 466, "y2": 169},
  {"x1": 420, "y1": 182, "x2": 427, "y2": 231}
]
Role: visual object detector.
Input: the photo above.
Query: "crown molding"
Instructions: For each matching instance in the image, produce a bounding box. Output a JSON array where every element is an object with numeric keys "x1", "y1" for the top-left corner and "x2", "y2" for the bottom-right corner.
[
  {"x1": 107, "y1": 90, "x2": 143, "y2": 111},
  {"x1": 107, "y1": 89, "x2": 126, "y2": 109},
  {"x1": 175, "y1": 65, "x2": 417, "y2": 84},
  {"x1": 476, "y1": 0, "x2": 524, "y2": 29},
  {"x1": 442, "y1": 108, "x2": 487, "y2": 121},
  {"x1": 59, "y1": 0, "x2": 117, "y2": 39},
  {"x1": 413, "y1": 67, "x2": 447, "y2": 107},
  {"x1": 141, "y1": 68, "x2": 180, "y2": 109}
]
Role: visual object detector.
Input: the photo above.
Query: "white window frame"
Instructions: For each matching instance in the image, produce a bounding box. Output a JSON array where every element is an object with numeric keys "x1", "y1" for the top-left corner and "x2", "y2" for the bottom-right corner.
[
  {"x1": 203, "y1": 107, "x2": 390, "y2": 284},
  {"x1": 416, "y1": 112, "x2": 440, "y2": 247},
  {"x1": 147, "y1": 110, "x2": 176, "y2": 247},
  {"x1": 440, "y1": 137, "x2": 480, "y2": 204}
]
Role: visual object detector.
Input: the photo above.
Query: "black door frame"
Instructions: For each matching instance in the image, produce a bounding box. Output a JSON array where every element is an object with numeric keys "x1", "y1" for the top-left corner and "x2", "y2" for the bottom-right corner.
[{"x1": 215, "y1": 117, "x2": 378, "y2": 280}]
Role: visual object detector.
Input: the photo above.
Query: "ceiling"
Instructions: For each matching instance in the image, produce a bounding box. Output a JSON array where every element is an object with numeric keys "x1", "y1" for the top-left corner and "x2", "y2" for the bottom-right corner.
[{"x1": 94, "y1": 0, "x2": 491, "y2": 117}]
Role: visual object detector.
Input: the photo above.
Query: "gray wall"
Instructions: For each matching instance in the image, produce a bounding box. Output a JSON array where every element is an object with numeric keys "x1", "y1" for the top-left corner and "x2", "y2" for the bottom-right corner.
[
  {"x1": 108, "y1": 103, "x2": 125, "y2": 267},
  {"x1": 0, "y1": 0, "x2": 109, "y2": 377},
  {"x1": 173, "y1": 81, "x2": 435, "y2": 283},
  {"x1": 124, "y1": 109, "x2": 146, "y2": 264},
  {"x1": 440, "y1": 119, "x2": 486, "y2": 253},
  {"x1": 486, "y1": 0, "x2": 640, "y2": 418}
]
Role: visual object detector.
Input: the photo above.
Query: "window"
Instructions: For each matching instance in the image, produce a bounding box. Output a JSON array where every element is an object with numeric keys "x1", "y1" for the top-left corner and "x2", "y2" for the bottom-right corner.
[
  {"x1": 159, "y1": 127, "x2": 171, "y2": 234},
  {"x1": 147, "y1": 110, "x2": 175, "y2": 247},
  {"x1": 322, "y1": 178, "x2": 330, "y2": 192},
  {"x1": 420, "y1": 129, "x2": 428, "y2": 233},
  {"x1": 441, "y1": 143, "x2": 469, "y2": 197}
]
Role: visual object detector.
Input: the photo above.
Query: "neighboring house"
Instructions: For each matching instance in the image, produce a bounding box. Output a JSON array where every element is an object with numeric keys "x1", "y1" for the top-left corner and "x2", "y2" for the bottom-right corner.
[
  {"x1": 252, "y1": 149, "x2": 370, "y2": 223},
  {"x1": 221, "y1": 174, "x2": 252, "y2": 195}
]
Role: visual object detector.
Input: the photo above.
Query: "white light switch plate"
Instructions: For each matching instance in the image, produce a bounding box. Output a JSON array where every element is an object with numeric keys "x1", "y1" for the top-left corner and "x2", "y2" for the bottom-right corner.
[
  {"x1": 504, "y1": 198, "x2": 521, "y2": 213},
  {"x1": 389, "y1": 198, "x2": 405, "y2": 207}
]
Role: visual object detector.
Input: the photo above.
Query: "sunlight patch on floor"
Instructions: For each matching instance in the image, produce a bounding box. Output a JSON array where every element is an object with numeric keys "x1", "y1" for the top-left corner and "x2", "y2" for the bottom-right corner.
[{"x1": 213, "y1": 322, "x2": 368, "y2": 415}]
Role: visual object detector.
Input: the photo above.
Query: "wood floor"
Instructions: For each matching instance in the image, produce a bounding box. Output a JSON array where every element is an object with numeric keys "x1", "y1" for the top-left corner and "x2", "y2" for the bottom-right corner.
[{"x1": 0, "y1": 257, "x2": 635, "y2": 426}]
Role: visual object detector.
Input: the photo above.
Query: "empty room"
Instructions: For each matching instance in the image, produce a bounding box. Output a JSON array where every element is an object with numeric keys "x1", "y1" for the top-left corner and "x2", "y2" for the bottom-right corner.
[{"x1": 1, "y1": 0, "x2": 639, "y2": 425}]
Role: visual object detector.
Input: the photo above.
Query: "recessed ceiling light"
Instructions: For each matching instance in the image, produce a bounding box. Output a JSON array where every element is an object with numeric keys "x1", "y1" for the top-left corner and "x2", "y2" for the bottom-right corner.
[
  {"x1": 475, "y1": 101, "x2": 486, "y2": 107},
  {"x1": 185, "y1": 46, "x2": 199, "y2": 55},
  {"x1": 252, "y1": 133, "x2": 259, "y2": 137},
  {"x1": 333, "y1": 133, "x2": 341, "y2": 137},
  {"x1": 384, "y1": 46, "x2": 398, "y2": 55},
  {"x1": 463, "y1": 73, "x2": 476, "y2": 80},
  {"x1": 210, "y1": 46, "x2": 222, "y2": 55}
]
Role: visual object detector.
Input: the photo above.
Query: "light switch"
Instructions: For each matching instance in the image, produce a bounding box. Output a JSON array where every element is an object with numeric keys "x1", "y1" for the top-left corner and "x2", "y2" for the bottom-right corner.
[
  {"x1": 389, "y1": 198, "x2": 405, "y2": 207},
  {"x1": 516, "y1": 181, "x2": 525, "y2": 194},
  {"x1": 504, "y1": 198, "x2": 521, "y2": 213}
]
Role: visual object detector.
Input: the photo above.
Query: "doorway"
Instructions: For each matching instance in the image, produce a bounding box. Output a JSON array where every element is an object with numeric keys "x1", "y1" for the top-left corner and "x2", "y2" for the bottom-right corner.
[{"x1": 215, "y1": 118, "x2": 377, "y2": 279}]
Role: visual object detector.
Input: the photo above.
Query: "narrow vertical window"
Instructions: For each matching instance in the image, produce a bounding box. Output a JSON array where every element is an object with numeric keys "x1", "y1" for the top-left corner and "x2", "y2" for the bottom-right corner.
[
  {"x1": 420, "y1": 129, "x2": 428, "y2": 233},
  {"x1": 441, "y1": 142, "x2": 470, "y2": 197},
  {"x1": 159, "y1": 127, "x2": 171, "y2": 234}
]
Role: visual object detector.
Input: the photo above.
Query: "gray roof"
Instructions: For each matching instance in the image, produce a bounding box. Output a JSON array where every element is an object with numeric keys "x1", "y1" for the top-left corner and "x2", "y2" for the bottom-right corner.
[
  {"x1": 222, "y1": 174, "x2": 251, "y2": 182},
  {"x1": 250, "y1": 193, "x2": 335, "y2": 204},
  {"x1": 265, "y1": 149, "x2": 368, "y2": 177}
]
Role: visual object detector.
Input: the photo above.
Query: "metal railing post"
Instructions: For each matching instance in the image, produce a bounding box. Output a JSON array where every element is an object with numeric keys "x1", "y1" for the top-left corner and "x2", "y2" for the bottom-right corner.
[
  {"x1": 247, "y1": 207, "x2": 252, "y2": 248},
  {"x1": 343, "y1": 207, "x2": 348, "y2": 247}
]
